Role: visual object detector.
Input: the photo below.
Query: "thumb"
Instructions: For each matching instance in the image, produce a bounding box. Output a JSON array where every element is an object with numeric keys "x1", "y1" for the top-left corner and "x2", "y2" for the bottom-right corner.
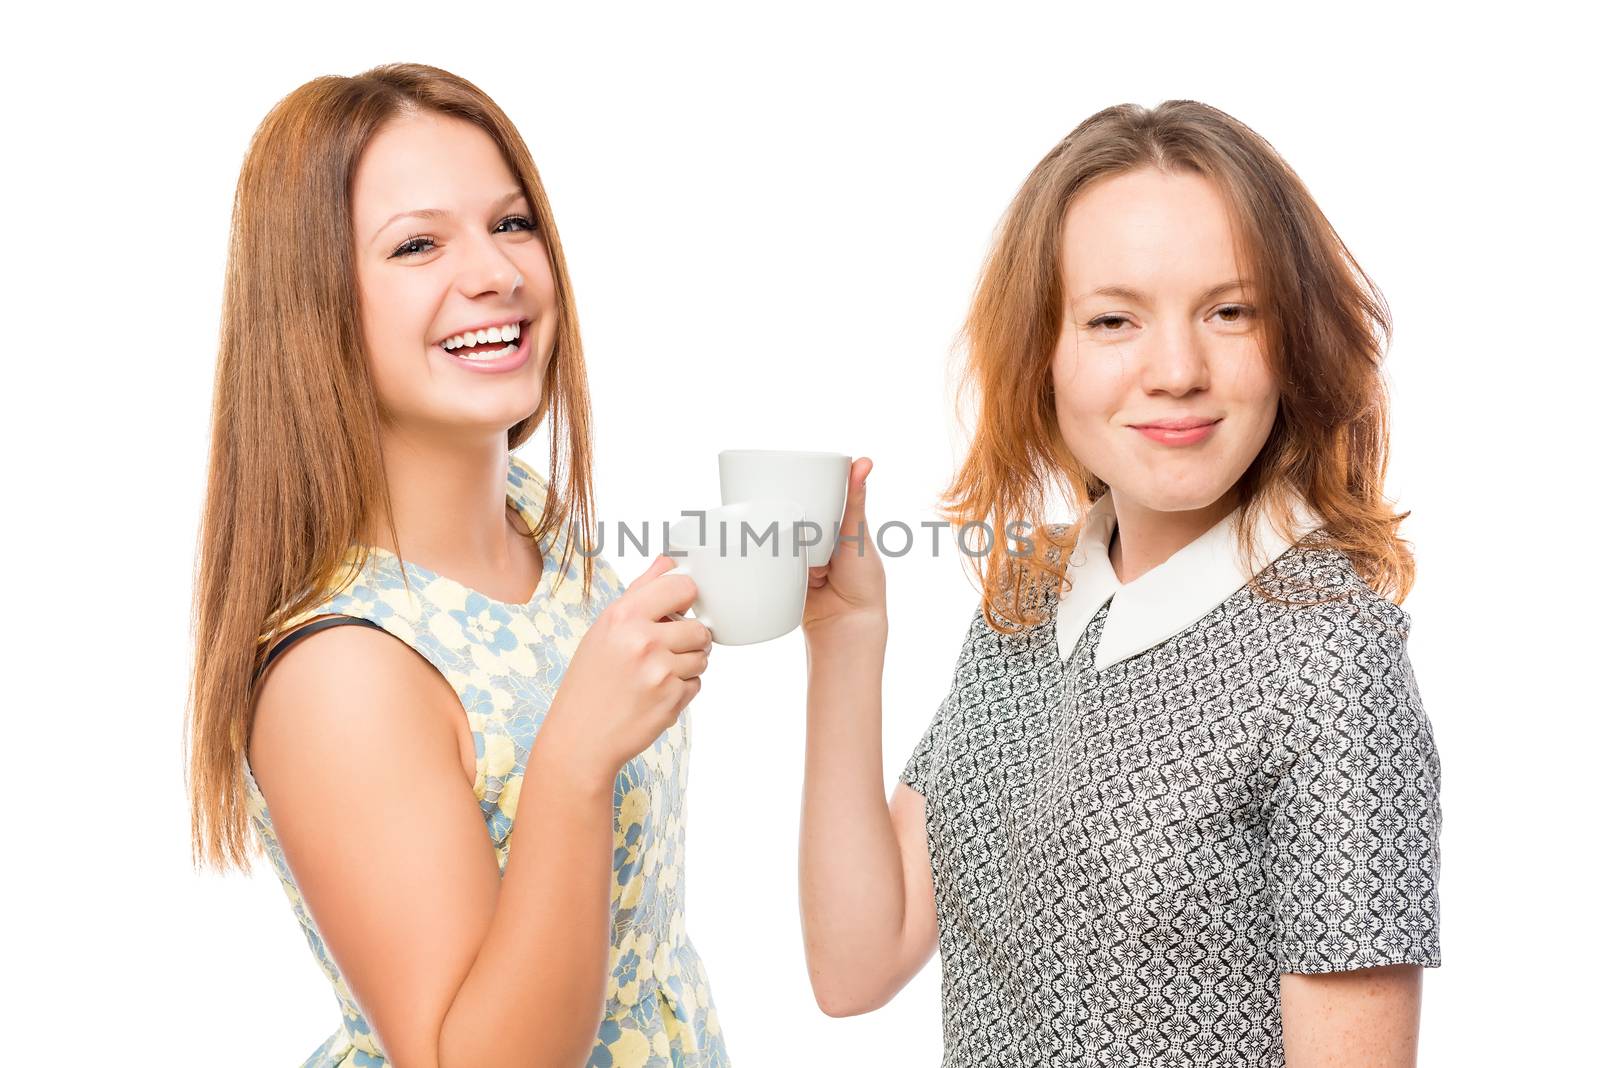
[{"x1": 840, "y1": 456, "x2": 873, "y2": 527}]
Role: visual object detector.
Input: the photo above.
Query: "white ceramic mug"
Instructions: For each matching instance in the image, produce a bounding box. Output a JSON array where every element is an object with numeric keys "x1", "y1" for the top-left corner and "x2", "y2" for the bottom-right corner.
[
  {"x1": 664, "y1": 499, "x2": 809, "y2": 646},
  {"x1": 718, "y1": 450, "x2": 852, "y2": 567}
]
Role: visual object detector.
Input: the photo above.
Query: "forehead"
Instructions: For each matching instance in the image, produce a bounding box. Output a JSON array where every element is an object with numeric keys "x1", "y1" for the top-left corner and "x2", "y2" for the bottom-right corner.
[
  {"x1": 351, "y1": 113, "x2": 522, "y2": 226},
  {"x1": 1061, "y1": 167, "x2": 1243, "y2": 293}
]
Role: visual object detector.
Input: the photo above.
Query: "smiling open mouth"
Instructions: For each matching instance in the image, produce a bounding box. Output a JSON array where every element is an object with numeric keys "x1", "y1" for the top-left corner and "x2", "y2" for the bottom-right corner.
[{"x1": 440, "y1": 319, "x2": 528, "y2": 360}]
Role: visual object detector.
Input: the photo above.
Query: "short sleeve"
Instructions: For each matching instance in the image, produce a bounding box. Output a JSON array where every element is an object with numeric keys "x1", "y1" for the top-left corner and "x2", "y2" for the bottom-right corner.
[
  {"x1": 1265, "y1": 593, "x2": 1443, "y2": 973},
  {"x1": 900, "y1": 605, "x2": 987, "y2": 795},
  {"x1": 900, "y1": 700, "x2": 942, "y2": 795}
]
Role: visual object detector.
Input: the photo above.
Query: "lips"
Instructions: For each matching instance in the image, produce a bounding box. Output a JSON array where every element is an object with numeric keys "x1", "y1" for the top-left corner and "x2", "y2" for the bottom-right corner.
[
  {"x1": 1127, "y1": 415, "x2": 1223, "y2": 447},
  {"x1": 1130, "y1": 417, "x2": 1220, "y2": 431},
  {"x1": 436, "y1": 320, "x2": 532, "y2": 373}
]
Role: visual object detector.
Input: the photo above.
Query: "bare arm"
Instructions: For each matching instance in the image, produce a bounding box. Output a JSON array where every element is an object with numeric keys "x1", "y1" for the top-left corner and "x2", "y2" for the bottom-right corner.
[
  {"x1": 800, "y1": 618, "x2": 939, "y2": 1016},
  {"x1": 249, "y1": 555, "x2": 709, "y2": 1068},
  {"x1": 1281, "y1": 966, "x2": 1422, "y2": 1068},
  {"x1": 797, "y1": 458, "x2": 939, "y2": 1016}
]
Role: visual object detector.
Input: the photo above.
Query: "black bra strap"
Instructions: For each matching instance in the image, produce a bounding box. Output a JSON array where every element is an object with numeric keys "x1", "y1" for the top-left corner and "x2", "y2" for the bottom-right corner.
[{"x1": 256, "y1": 615, "x2": 387, "y2": 682}]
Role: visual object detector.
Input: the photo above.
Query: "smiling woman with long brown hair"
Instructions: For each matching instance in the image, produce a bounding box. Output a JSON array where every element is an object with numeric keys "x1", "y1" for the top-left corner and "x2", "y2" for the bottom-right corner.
[
  {"x1": 186, "y1": 64, "x2": 728, "y2": 1067},
  {"x1": 798, "y1": 101, "x2": 1441, "y2": 1066}
]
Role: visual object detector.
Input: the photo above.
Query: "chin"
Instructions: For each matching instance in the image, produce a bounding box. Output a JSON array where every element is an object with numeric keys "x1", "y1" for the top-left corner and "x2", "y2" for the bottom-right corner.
[
  {"x1": 1111, "y1": 474, "x2": 1238, "y2": 517},
  {"x1": 436, "y1": 402, "x2": 544, "y2": 437}
]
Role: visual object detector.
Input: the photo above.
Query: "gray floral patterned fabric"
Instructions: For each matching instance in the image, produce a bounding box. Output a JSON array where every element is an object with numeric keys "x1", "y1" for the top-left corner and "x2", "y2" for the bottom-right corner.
[{"x1": 902, "y1": 534, "x2": 1442, "y2": 1067}]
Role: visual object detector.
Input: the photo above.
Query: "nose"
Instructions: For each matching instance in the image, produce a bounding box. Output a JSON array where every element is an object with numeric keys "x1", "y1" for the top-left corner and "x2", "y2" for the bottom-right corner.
[
  {"x1": 1139, "y1": 319, "x2": 1209, "y2": 397},
  {"x1": 455, "y1": 231, "x2": 522, "y2": 301}
]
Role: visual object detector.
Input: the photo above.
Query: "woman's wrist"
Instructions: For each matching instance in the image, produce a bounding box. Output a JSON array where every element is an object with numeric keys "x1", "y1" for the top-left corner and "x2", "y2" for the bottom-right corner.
[
  {"x1": 803, "y1": 609, "x2": 889, "y2": 649},
  {"x1": 529, "y1": 707, "x2": 619, "y2": 801}
]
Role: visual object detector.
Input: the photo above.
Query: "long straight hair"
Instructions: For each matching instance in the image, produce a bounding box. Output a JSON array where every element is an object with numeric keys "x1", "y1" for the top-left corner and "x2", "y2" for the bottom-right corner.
[
  {"x1": 944, "y1": 100, "x2": 1413, "y2": 631},
  {"x1": 187, "y1": 63, "x2": 596, "y2": 871}
]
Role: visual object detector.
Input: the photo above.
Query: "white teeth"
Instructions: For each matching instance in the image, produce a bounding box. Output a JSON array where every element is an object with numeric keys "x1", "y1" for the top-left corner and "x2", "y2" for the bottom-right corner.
[
  {"x1": 442, "y1": 322, "x2": 521, "y2": 350},
  {"x1": 452, "y1": 342, "x2": 518, "y2": 361}
]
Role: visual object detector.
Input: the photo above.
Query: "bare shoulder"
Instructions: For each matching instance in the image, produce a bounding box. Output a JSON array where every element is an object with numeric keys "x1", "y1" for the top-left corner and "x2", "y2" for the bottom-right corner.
[
  {"x1": 249, "y1": 618, "x2": 463, "y2": 789},
  {"x1": 245, "y1": 619, "x2": 503, "y2": 1062}
]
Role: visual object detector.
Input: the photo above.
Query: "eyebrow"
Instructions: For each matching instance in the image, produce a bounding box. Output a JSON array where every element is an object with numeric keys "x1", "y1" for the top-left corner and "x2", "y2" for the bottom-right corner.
[
  {"x1": 371, "y1": 189, "x2": 528, "y2": 246},
  {"x1": 1075, "y1": 279, "x2": 1252, "y2": 305}
]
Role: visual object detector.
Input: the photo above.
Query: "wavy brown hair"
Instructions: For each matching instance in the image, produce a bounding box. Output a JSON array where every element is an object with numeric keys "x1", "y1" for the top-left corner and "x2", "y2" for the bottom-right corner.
[
  {"x1": 186, "y1": 63, "x2": 596, "y2": 871},
  {"x1": 943, "y1": 100, "x2": 1413, "y2": 632}
]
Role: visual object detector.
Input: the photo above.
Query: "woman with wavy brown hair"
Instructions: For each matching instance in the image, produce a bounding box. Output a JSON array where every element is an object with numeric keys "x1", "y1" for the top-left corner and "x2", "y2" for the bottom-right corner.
[
  {"x1": 798, "y1": 101, "x2": 1441, "y2": 1066},
  {"x1": 186, "y1": 64, "x2": 727, "y2": 1067}
]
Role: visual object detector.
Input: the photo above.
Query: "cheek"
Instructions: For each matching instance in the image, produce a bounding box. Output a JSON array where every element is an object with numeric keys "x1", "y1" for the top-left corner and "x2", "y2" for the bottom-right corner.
[
  {"x1": 367, "y1": 315, "x2": 417, "y2": 375},
  {"x1": 354, "y1": 268, "x2": 431, "y2": 401},
  {"x1": 1050, "y1": 341, "x2": 1084, "y2": 435},
  {"x1": 517, "y1": 241, "x2": 558, "y2": 303},
  {"x1": 522, "y1": 256, "x2": 561, "y2": 359},
  {"x1": 1226, "y1": 340, "x2": 1279, "y2": 422},
  {"x1": 1052, "y1": 336, "x2": 1126, "y2": 430}
]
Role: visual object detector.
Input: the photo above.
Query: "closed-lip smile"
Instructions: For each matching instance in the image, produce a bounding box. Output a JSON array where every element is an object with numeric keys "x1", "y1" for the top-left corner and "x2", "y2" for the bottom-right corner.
[{"x1": 1129, "y1": 416, "x2": 1221, "y2": 430}]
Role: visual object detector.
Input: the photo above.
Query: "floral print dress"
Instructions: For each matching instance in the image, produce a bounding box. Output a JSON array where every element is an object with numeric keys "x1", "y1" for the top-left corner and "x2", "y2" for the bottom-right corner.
[{"x1": 243, "y1": 455, "x2": 730, "y2": 1068}]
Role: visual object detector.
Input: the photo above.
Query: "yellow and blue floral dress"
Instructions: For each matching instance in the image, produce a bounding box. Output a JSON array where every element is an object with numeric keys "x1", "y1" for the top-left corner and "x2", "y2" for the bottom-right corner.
[{"x1": 243, "y1": 455, "x2": 729, "y2": 1068}]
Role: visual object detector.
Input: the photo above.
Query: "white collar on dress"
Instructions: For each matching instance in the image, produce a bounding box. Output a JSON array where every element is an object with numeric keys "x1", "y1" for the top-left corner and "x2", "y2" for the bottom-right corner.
[{"x1": 1056, "y1": 489, "x2": 1325, "y2": 671}]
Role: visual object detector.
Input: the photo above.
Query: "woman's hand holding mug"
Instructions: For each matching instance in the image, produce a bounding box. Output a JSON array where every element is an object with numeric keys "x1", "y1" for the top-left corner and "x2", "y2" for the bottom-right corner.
[
  {"x1": 543, "y1": 554, "x2": 712, "y2": 788},
  {"x1": 803, "y1": 457, "x2": 887, "y2": 640}
]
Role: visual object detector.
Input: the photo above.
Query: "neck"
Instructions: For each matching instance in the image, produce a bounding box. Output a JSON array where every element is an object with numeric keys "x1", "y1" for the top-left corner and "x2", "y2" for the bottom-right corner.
[
  {"x1": 1106, "y1": 487, "x2": 1239, "y2": 585},
  {"x1": 363, "y1": 426, "x2": 527, "y2": 574}
]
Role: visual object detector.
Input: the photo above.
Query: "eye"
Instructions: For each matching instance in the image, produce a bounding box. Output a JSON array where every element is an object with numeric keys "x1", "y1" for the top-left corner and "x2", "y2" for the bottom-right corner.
[
  {"x1": 1087, "y1": 314, "x2": 1133, "y2": 333},
  {"x1": 390, "y1": 234, "x2": 436, "y2": 258},
  {"x1": 389, "y1": 214, "x2": 538, "y2": 259},
  {"x1": 1211, "y1": 303, "x2": 1254, "y2": 325}
]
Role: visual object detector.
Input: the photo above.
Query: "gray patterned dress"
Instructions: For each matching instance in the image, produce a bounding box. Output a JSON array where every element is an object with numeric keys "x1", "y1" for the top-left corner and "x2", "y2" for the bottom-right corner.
[{"x1": 901, "y1": 507, "x2": 1442, "y2": 1067}]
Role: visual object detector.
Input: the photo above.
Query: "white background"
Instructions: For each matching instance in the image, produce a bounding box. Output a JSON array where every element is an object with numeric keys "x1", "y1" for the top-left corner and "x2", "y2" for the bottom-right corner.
[{"x1": 5, "y1": 2, "x2": 1595, "y2": 1063}]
